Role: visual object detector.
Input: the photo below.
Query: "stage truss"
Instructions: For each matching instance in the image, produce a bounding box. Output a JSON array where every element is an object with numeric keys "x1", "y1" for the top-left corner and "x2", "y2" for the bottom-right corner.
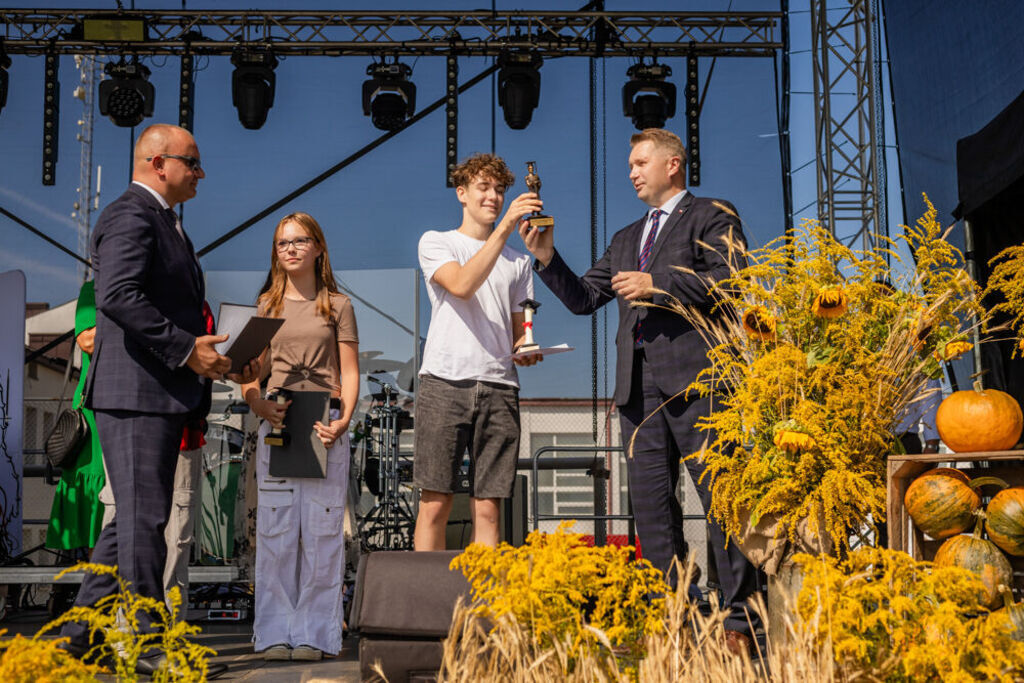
[
  {"x1": 810, "y1": 0, "x2": 884, "y2": 248},
  {"x1": 1, "y1": 9, "x2": 780, "y2": 58}
]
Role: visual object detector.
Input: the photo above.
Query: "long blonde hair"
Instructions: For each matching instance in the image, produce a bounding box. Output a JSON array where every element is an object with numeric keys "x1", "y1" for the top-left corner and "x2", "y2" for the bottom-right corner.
[{"x1": 257, "y1": 212, "x2": 339, "y2": 320}]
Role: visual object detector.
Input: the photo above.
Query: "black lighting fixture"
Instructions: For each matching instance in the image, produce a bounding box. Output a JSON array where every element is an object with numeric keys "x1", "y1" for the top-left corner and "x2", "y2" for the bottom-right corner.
[
  {"x1": 685, "y1": 53, "x2": 701, "y2": 186},
  {"x1": 231, "y1": 46, "x2": 278, "y2": 130},
  {"x1": 445, "y1": 54, "x2": 458, "y2": 187},
  {"x1": 99, "y1": 58, "x2": 154, "y2": 128},
  {"x1": 42, "y1": 50, "x2": 59, "y2": 186},
  {"x1": 497, "y1": 51, "x2": 542, "y2": 130},
  {"x1": 361, "y1": 60, "x2": 416, "y2": 131},
  {"x1": 0, "y1": 40, "x2": 11, "y2": 117},
  {"x1": 622, "y1": 62, "x2": 676, "y2": 131}
]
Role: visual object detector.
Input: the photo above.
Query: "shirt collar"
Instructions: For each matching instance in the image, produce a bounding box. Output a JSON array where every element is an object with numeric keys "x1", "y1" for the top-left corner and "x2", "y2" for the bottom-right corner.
[
  {"x1": 132, "y1": 180, "x2": 171, "y2": 210},
  {"x1": 650, "y1": 189, "x2": 687, "y2": 220}
]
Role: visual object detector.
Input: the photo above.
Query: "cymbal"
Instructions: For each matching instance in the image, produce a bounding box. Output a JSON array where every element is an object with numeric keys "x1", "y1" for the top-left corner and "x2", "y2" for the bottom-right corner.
[
  {"x1": 211, "y1": 381, "x2": 234, "y2": 393},
  {"x1": 364, "y1": 359, "x2": 404, "y2": 373}
]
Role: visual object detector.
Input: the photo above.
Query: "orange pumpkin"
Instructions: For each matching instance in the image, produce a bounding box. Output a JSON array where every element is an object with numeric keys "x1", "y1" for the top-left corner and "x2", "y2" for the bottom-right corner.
[
  {"x1": 986, "y1": 487, "x2": 1024, "y2": 556},
  {"x1": 935, "y1": 381, "x2": 1023, "y2": 452},
  {"x1": 933, "y1": 516, "x2": 1013, "y2": 609},
  {"x1": 904, "y1": 468, "x2": 1005, "y2": 539}
]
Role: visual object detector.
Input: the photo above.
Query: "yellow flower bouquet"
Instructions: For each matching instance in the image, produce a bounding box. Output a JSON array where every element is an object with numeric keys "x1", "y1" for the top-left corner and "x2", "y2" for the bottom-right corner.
[{"x1": 643, "y1": 196, "x2": 984, "y2": 557}]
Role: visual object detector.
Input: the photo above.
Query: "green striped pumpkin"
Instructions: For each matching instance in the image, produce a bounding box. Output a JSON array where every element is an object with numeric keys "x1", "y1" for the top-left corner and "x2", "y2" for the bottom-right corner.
[
  {"x1": 997, "y1": 585, "x2": 1024, "y2": 642},
  {"x1": 904, "y1": 468, "x2": 1005, "y2": 540},
  {"x1": 986, "y1": 487, "x2": 1024, "y2": 556},
  {"x1": 934, "y1": 516, "x2": 1013, "y2": 610}
]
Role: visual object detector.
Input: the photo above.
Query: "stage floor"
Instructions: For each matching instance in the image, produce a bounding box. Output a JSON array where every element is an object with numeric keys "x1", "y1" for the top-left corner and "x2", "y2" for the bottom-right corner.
[{"x1": 0, "y1": 609, "x2": 362, "y2": 681}]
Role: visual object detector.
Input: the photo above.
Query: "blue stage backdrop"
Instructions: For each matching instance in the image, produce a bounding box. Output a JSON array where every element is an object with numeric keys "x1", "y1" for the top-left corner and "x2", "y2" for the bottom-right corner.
[{"x1": 884, "y1": 0, "x2": 1024, "y2": 228}]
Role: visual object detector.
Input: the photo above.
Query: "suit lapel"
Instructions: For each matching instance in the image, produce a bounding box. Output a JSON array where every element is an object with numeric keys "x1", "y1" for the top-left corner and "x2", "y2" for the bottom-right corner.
[
  {"x1": 647, "y1": 192, "x2": 694, "y2": 267},
  {"x1": 624, "y1": 216, "x2": 647, "y2": 270},
  {"x1": 136, "y1": 187, "x2": 201, "y2": 296}
]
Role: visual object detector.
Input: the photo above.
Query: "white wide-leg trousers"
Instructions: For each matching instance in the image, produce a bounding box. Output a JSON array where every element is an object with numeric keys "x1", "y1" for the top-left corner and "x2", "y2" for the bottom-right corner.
[{"x1": 253, "y1": 418, "x2": 349, "y2": 654}]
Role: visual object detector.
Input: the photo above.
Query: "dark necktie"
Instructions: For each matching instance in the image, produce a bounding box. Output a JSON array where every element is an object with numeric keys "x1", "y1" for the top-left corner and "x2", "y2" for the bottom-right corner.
[{"x1": 634, "y1": 209, "x2": 664, "y2": 344}]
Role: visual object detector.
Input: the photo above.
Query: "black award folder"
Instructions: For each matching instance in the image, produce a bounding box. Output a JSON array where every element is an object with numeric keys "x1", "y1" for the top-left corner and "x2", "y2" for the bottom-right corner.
[
  {"x1": 268, "y1": 390, "x2": 331, "y2": 478},
  {"x1": 216, "y1": 303, "x2": 285, "y2": 374}
]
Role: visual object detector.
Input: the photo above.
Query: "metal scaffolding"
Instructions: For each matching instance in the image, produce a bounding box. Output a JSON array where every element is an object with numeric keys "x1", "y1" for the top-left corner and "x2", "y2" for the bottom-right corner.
[
  {"x1": 0, "y1": 9, "x2": 780, "y2": 57},
  {"x1": 810, "y1": 0, "x2": 882, "y2": 249}
]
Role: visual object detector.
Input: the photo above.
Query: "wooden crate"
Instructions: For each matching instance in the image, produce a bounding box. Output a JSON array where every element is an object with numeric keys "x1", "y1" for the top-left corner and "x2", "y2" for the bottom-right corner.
[{"x1": 887, "y1": 450, "x2": 1024, "y2": 592}]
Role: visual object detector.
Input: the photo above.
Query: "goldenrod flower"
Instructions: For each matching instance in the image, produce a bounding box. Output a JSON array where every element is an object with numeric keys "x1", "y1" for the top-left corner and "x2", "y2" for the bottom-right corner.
[
  {"x1": 773, "y1": 429, "x2": 817, "y2": 454},
  {"x1": 811, "y1": 286, "x2": 848, "y2": 318},
  {"x1": 742, "y1": 306, "x2": 777, "y2": 341},
  {"x1": 933, "y1": 339, "x2": 973, "y2": 362}
]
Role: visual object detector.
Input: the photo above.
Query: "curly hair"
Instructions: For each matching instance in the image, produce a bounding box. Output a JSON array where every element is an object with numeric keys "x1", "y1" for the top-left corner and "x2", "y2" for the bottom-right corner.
[{"x1": 451, "y1": 153, "x2": 515, "y2": 190}]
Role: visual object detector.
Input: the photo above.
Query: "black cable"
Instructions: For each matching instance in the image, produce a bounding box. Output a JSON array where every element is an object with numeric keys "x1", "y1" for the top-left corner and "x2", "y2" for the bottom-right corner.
[
  {"x1": 24, "y1": 329, "x2": 74, "y2": 365},
  {"x1": 589, "y1": 54, "x2": 599, "y2": 444},
  {"x1": 776, "y1": 0, "x2": 794, "y2": 240},
  {"x1": 0, "y1": 206, "x2": 91, "y2": 268},
  {"x1": 197, "y1": 64, "x2": 498, "y2": 257}
]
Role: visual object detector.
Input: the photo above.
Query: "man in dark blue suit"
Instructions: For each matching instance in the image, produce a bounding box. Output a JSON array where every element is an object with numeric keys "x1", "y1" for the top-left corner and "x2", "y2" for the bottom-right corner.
[
  {"x1": 520, "y1": 128, "x2": 759, "y2": 654},
  {"x1": 61, "y1": 124, "x2": 253, "y2": 673}
]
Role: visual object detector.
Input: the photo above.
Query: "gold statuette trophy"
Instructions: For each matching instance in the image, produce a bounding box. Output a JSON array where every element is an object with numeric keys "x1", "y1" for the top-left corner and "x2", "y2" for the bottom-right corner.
[{"x1": 524, "y1": 161, "x2": 554, "y2": 232}]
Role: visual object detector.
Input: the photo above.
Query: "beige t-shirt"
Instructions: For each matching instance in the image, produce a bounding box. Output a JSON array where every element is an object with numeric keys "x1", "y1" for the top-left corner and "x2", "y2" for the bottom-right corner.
[{"x1": 262, "y1": 293, "x2": 359, "y2": 394}]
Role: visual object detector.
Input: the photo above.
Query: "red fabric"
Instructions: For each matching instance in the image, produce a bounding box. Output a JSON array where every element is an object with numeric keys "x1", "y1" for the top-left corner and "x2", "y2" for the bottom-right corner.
[{"x1": 180, "y1": 302, "x2": 215, "y2": 451}]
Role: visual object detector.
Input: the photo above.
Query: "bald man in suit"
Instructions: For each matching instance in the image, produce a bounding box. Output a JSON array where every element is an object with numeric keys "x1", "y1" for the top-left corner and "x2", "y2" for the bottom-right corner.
[{"x1": 61, "y1": 124, "x2": 255, "y2": 675}]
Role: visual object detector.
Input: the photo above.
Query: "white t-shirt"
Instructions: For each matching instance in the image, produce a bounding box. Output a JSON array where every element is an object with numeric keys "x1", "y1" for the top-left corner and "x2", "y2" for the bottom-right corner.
[{"x1": 418, "y1": 229, "x2": 534, "y2": 387}]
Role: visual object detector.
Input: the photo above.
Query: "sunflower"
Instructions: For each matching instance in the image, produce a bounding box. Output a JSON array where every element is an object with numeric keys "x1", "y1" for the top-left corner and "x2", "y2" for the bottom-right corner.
[
  {"x1": 811, "y1": 286, "x2": 848, "y2": 319},
  {"x1": 773, "y1": 429, "x2": 817, "y2": 454},
  {"x1": 742, "y1": 306, "x2": 777, "y2": 341},
  {"x1": 933, "y1": 339, "x2": 973, "y2": 362}
]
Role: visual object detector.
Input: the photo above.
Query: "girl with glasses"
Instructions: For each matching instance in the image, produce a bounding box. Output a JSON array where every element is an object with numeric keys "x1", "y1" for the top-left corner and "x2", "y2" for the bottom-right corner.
[{"x1": 241, "y1": 212, "x2": 359, "y2": 662}]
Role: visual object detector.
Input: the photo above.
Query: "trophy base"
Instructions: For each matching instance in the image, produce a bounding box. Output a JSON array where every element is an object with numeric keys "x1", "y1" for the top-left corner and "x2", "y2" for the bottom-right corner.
[
  {"x1": 527, "y1": 214, "x2": 554, "y2": 231},
  {"x1": 517, "y1": 343, "x2": 540, "y2": 353},
  {"x1": 264, "y1": 432, "x2": 291, "y2": 447}
]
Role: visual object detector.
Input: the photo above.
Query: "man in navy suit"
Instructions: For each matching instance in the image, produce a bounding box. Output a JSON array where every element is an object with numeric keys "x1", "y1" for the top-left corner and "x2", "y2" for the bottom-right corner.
[
  {"x1": 520, "y1": 128, "x2": 759, "y2": 654},
  {"x1": 61, "y1": 124, "x2": 253, "y2": 673}
]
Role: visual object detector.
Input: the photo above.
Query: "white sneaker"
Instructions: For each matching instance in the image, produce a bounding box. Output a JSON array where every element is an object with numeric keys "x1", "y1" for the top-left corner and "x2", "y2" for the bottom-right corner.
[
  {"x1": 291, "y1": 645, "x2": 323, "y2": 661},
  {"x1": 263, "y1": 644, "x2": 292, "y2": 661}
]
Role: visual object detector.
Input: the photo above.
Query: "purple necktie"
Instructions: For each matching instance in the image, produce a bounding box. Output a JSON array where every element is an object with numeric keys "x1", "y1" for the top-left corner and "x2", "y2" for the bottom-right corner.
[
  {"x1": 638, "y1": 209, "x2": 663, "y2": 271},
  {"x1": 635, "y1": 209, "x2": 664, "y2": 344}
]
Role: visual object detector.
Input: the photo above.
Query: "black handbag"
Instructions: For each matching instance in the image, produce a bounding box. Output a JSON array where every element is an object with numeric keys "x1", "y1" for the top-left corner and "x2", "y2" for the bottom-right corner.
[{"x1": 44, "y1": 340, "x2": 90, "y2": 469}]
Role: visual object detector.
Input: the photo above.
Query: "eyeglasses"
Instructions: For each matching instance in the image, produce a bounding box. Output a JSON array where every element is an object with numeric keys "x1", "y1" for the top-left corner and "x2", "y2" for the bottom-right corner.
[
  {"x1": 275, "y1": 236, "x2": 315, "y2": 252},
  {"x1": 145, "y1": 154, "x2": 203, "y2": 172}
]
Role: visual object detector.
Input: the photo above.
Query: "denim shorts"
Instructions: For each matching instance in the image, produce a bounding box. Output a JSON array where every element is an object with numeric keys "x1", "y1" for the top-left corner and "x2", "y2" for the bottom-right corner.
[{"x1": 413, "y1": 374, "x2": 521, "y2": 499}]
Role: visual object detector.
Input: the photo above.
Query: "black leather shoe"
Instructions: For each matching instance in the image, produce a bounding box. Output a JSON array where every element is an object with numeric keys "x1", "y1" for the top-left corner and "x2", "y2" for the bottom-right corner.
[{"x1": 56, "y1": 639, "x2": 89, "y2": 660}]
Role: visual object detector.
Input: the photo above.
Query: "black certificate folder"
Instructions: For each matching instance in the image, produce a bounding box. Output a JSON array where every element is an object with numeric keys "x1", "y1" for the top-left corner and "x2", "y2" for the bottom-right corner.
[
  {"x1": 216, "y1": 303, "x2": 285, "y2": 374},
  {"x1": 268, "y1": 390, "x2": 331, "y2": 479}
]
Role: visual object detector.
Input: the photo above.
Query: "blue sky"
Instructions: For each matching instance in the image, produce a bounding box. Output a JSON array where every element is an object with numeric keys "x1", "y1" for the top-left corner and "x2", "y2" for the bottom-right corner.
[{"x1": 1, "y1": 1, "x2": 908, "y2": 398}]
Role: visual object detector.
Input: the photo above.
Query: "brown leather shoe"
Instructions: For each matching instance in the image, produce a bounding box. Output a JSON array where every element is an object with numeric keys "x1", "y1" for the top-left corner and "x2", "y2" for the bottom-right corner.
[{"x1": 723, "y1": 629, "x2": 752, "y2": 657}]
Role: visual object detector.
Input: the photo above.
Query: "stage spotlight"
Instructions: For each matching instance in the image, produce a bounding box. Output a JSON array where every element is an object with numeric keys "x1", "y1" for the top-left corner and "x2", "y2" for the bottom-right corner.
[
  {"x1": 622, "y1": 62, "x2": 676, "y2": 130},
  {"x1": 497, "y1": 52, "x2": 542, "y2": 130},
  {"x1": 231, "y1": 47, "x2": 278, "y2": 130},
  {"x1": 362, "y1": 61, "x2": 416, "y2": 131},
  {"x1": 99, "y1": 58, "x2": 154, "y2": 128}
]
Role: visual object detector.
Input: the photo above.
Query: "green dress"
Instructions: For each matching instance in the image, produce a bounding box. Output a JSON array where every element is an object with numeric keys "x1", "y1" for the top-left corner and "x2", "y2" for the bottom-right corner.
[{"x1": 45, "y1": 281, "x2": 106, "y2": 550}]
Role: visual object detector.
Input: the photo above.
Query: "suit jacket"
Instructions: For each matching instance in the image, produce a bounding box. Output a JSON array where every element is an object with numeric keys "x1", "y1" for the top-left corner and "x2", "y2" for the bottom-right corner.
[
  {"x1": 84, "y1": 184, "x2": 208, "y2": 415},
  {"x1": 537, "y1": 193, "x2": 746, "y2": 406}
]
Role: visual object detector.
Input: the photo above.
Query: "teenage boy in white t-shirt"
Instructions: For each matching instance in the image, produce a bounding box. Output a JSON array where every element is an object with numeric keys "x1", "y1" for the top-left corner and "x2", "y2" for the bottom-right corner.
[{"x1": 414, "y1": 153, "x2": 543, "y2": 550}]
